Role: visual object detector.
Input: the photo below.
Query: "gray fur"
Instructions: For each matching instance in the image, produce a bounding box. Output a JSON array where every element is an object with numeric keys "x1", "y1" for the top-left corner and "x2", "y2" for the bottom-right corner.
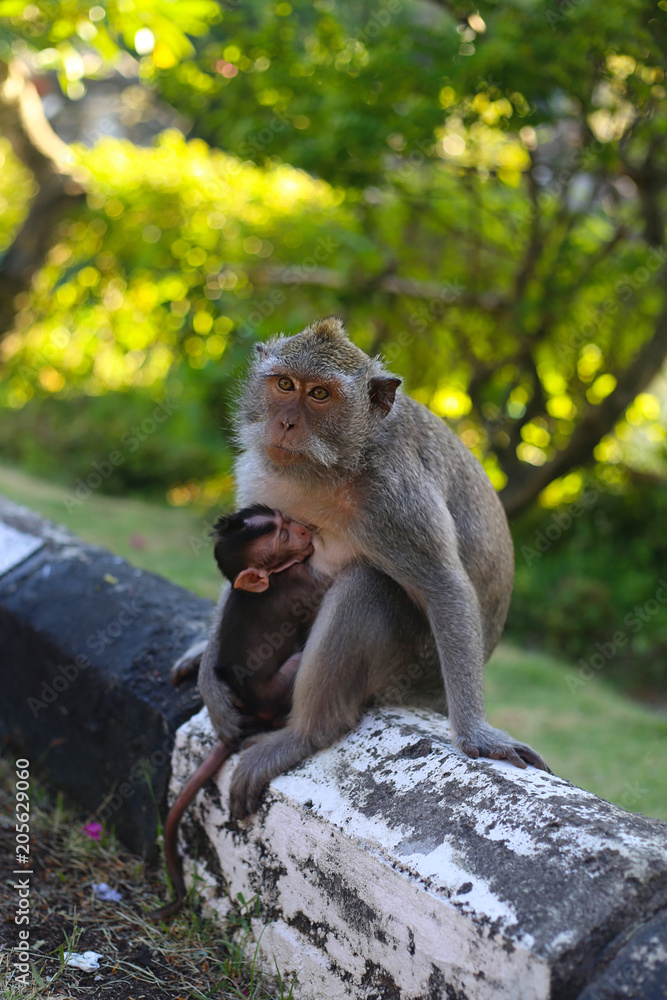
[
  {"x1": 170, "y1": 639, "x2": 208, "y2": 685},
  {"x1": 191, "y1": 318, "x2": 548, "y2": 817},
  {"x1": 195, "y1": 582, "x2": 244, "y2": 745}
]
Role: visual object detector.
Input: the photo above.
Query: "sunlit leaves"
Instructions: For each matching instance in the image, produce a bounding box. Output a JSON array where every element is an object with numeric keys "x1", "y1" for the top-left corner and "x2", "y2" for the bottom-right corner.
[
  {"x1": 0, "y1": 131, "x2": 352, "y2": 401},
  {"x1": 430, "y1": 386, "x2": 472, "y2": 419},
  {"x1": 587, "y1": 373, "x2": 617, "y2": 404},
  {"x1": 0, "y1": 0, "x2": 221, "y2": 96},
  {"x1": 2, "y1": 0, "x2": 667, "y2": 502},
  {"x1": 629, "y1": 393, "x2": 662, "y2": 424},
  {"x1": 0, "y1": 139, "x2": 33, "y2": 251}
]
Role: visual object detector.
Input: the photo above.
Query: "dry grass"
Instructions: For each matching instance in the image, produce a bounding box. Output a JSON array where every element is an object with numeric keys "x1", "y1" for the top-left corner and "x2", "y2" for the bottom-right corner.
[{"x1": 0, "y1": 756, "x2": 294, "y2": 1000}]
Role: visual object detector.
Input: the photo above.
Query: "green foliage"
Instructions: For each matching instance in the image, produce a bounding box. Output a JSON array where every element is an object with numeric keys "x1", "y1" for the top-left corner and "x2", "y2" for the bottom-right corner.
[
  {"x1": 508, "y1": 477, "x2": 667, "y2": 694},
  {"x1": 0, "y1": 138, "x2": 32, "y2": 250},
  {"x1": 0, "y1": 0, "x2": 666, "y2": 695},
  {"x1": 0, "y1": 133, "x2": 362, "y2": 503},
  {"x1": 1, "y1": 125, "x2": 664, "y2": 498},
  {"x1": 1, "y1": 132, "x2": 351, "y2": 403},
  {"x1": 0, "y1": 390, "x2": 229, "y2": 498},
  {"x1": 0, "y1": 0, "x2": 221, "y2": 99},
  {"x1": 154, "y1": 0, "x2": 461, "y2": 187},
  {"x1": 151, "y1": 0, "x2": 667, "y2": 492},
  {"x1": 1, "y1": 0, "x2": 666, "y2": 504},
  {"x1": 152, "y1": 0, "x2": 666, "y2": 190}
]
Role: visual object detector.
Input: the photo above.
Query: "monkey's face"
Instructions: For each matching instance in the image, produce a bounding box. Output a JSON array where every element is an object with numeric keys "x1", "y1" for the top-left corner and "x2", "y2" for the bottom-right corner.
[
  {"x1": 262, "y1": 371, "x2": 346, "y2": 468},
  {"x1": 238, "y1": 319, "x2": 402, "y2": 471},
  {"x1": 245, "y1": 511, "x2": 314, "y2": 573}
]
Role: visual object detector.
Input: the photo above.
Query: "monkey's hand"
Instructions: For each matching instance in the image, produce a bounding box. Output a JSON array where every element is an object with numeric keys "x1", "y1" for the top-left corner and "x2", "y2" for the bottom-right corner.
[
  {"x1": 229, "y1": 729, "x2": 313, "y2": 819},
  {"x1": 170, "y1": 639, "x2": 208, "y2": 685},
  {"x1": 457, "y1": 723, "x2": 551, "y2": 773}
]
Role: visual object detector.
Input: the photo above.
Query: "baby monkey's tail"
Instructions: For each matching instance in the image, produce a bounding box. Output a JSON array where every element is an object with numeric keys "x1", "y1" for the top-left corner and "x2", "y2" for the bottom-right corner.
[{"x1": 149, "y1": 741, "x2": 234, "y2": 922}]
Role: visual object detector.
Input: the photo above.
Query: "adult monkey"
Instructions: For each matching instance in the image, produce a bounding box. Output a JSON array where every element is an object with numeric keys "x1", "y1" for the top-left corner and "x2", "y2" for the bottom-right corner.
[{"x1": 198, "y1": 317, "x2": 548, "y2": 818}]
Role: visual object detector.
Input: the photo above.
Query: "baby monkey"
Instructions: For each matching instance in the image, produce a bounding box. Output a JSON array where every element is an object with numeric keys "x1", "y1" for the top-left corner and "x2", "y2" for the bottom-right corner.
[
  {"x1": 151, "y1": 505, "x2": 322, "y2": 921},
  {"x1": 212, "y1": 503, "x2": 319, "y2": 726}
]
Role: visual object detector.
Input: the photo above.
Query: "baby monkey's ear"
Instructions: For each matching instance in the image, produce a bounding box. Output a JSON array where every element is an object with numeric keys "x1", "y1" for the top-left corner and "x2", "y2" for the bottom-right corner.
[{"x1": 234, "y1": 567, "x2": 271, "y2": 593}]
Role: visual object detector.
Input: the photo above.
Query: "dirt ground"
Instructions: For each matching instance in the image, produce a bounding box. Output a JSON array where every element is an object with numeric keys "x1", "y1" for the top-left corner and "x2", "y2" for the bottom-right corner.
[{"x1": 0, "y1": 755, "x2": 291, "y2": 1000}]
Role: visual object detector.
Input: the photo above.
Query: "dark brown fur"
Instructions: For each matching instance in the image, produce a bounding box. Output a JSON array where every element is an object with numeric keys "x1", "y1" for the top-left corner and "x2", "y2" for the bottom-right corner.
[
  {"x1": 212, "y1": 561, "x2": 320, "y2": 723},
  {"x1": 155, "y1": 508, "x2": 325, "y2": 919}
]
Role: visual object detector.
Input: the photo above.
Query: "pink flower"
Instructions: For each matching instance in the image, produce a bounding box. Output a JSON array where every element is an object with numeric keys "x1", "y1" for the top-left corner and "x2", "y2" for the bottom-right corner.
[{"x1": 83, "y1": 822, "x2": 102, "y2": 841}]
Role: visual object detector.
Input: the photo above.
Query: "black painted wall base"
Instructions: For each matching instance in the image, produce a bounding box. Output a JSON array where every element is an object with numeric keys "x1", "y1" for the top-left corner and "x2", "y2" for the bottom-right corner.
[{"x1": 0, "y1": 497, "x2": 210, "y2": 857}]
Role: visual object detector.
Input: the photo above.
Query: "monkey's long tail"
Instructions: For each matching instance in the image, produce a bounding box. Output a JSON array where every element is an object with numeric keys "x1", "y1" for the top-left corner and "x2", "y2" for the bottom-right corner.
[{"x1": 149, "y1": 741, "x2": 234, "y2": 922}]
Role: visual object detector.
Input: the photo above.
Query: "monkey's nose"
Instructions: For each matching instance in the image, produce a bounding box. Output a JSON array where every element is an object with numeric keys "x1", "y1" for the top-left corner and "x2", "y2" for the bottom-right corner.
[{"x1": 281, "y1": 417, "x2": 294, "y2": 430}]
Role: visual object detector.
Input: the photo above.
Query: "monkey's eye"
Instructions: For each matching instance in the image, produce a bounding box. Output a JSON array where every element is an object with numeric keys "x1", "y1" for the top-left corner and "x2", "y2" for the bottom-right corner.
[
  {"x1": 276, "y1": 376, "x2": 294, "y2": 391},
  {"x1": 309, "y1": 386, "x2": 330, "y2": 401},
  {"x1": 279, "y1": 528, "x2": 289, "y2": 542}
]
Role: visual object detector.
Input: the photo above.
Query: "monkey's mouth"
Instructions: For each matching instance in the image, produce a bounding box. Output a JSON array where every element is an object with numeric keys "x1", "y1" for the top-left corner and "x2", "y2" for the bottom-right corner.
[
  {"x1": 273, "y1": 541, "x2": 315, "y2": 574},
  {"x1": 265, "y1": 443, "x2": 304, "y2": 463}
]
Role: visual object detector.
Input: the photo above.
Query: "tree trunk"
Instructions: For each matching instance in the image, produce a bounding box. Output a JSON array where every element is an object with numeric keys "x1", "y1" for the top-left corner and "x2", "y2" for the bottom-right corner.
[{"x1": 0, "y1": 60, "x2": 84, "y2": 341}]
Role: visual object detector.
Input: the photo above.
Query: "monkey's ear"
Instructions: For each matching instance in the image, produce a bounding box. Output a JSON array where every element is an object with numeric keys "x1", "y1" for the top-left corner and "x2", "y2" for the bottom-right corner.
[
  {"x1": 234, "y1": 567, "x2": 271, "y2": 593},
  {"x1": 369, "y1": 376, "x2": 401, "y2": 416},
  {"x1": 255, "y1": 342, "x2": 269, "y2": 357}
]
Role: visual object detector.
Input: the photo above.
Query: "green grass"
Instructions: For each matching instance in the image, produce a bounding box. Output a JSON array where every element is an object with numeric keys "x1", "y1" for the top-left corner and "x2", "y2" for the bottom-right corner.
[
  {"x1": 486, "y1": 644, "x2": 667, "y2": 821},
  {"x1": 1, "y1": 462, "x2": 666, "y2": 822},
  {"x1": 0, "y1": 462, "x2": 222, "y2": 600}
]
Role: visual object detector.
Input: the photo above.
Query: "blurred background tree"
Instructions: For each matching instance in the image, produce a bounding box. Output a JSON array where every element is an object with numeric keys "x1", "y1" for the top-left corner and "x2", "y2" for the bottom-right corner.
[{"x1": 0, "y1": 0, "x2": 666, "y2": 697}]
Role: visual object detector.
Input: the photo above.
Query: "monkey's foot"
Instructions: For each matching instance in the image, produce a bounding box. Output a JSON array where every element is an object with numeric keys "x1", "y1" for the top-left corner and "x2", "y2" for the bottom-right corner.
[
  {"x1": 229, "y1": 741, "x2": 274, "y2": 819},
  {"x1": 457, "y1": 725, "x2": 551, "y2": 773},
  {"x1": 170, "y1": 639, "x2": 208, "y2": 685},
  {"x1": 229, "y1": 729, "x2": 313, "y2": 819}
]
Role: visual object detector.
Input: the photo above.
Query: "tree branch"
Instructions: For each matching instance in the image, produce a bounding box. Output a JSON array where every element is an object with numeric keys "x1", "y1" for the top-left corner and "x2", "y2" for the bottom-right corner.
[
  {"x1": 0, "y1": 60, "x2": 84, "y2": 341},
  {"x1": 496, "y1": 354, "x2": 547, "y2": 476},
  {"x1": 499, "y1": 282, "x2": 667, "y2": 517},
  {"x1": 249, "y1": 263, "x2": 503, "y2": 310}
]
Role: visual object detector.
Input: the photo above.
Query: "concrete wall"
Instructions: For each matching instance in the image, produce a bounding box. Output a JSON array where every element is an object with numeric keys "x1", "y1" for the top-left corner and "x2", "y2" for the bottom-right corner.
[{"x1": 172, "y1": 709, "x2": 667, "y2": 1000}]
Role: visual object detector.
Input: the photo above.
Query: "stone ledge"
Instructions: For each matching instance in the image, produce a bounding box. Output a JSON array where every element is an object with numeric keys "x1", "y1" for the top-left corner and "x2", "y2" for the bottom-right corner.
[
  {"x1": 173, "y1": 707, "x2": 667, "y2": 1000},
  {"x1": 0, "y1": 496, "x2": 209, "y2": 857},
  {"x1": 3, "y1": 496, "x2": 667, "y2": 997}
]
